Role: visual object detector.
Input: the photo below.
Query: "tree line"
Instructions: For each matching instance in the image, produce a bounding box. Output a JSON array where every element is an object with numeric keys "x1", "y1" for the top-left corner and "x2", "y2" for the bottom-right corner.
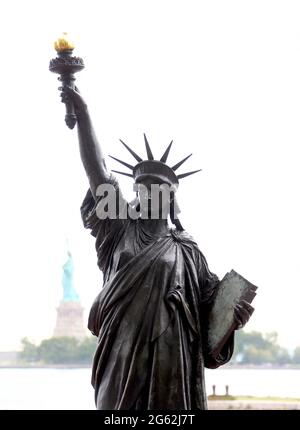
[
  {"x1": 19, "y1": 336, "x2": 97, "y2": 364},
  {"x1": 19, "y1": 331, "x2": 300, "y2": 365},
  {"x1": 231, "y1": 330, "x2": 300, "y2": 365}
]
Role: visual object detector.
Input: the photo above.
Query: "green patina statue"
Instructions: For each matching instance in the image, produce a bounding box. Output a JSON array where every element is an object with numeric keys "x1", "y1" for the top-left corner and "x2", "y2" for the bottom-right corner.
[{"x1": 62, "y1": 250, "x2": 79, "y2": 302}]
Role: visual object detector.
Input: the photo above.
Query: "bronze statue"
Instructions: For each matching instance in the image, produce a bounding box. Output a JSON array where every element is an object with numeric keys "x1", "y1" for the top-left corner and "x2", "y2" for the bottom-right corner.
[{"x1": 51, "y1": 37, "x2": 255, "y2": 410}]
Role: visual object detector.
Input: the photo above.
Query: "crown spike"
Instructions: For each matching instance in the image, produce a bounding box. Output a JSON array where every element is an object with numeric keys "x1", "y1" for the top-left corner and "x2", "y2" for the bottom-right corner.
[
  {"x1": 119, "y1": 139, "x2": 143, "y2": 162},
  {"x1": 177, "y1": 169, "x2": 202, "y2": 180},
  {"x1": 144, "y1": 133, "x2": 154, "y2": 160},
  {"x1": 112, "y1": 170, "x2": 133, "y2": 178},
  {"x1": 172, "y1": 154, "x2": 193, "y2": 171},
  {"x1": 160, "y1": 140, "x2": 173, "y2": 163},
  {"x1": 109, "y1": 155, "x2": 134, "y2": 170}
]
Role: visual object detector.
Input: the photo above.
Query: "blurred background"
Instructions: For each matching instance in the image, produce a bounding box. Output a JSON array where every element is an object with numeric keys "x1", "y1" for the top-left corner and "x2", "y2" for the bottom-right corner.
[{"x1": 1, "y1": 0, "x2": 300, "y2": 409}]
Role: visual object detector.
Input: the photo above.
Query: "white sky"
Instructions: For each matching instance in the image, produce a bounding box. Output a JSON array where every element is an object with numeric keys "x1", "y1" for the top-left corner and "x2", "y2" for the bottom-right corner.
[{"x1": 0, "y1": 0, "x2": 300, "y2": 351}]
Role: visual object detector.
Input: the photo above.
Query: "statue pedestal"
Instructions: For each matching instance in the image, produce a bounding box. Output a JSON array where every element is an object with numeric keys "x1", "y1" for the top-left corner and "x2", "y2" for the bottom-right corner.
[{"x1": 53, "y1": 301, "x2": 86, "y2": 339}]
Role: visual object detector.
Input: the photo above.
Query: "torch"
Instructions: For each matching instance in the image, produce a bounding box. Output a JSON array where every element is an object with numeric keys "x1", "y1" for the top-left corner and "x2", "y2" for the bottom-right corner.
[{"x1": 49, "y1": 33, "x2": 85, "y2": 129}]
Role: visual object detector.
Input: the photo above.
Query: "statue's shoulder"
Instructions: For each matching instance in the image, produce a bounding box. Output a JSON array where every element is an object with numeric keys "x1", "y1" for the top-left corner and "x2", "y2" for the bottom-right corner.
[
  {"x1": 169, "y1": 229, "x2": 210, "y2": 266},
  {"x1": 170, "y1": 228, "x2": 200, "y2": 250}
]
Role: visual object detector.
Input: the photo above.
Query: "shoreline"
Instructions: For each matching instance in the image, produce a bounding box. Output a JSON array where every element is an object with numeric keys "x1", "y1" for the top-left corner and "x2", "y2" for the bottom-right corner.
[
  {"x1": 208, "y1": 400, "x2": 300, "y2": 410},
  {"x1": 223, "y1": 364, "x2": 300, "y2": 370},
  {"x1": 0, "y1": 364, "x2": 91, "y2": 369},
  {"x1": 1, "y1": 363, "x2": 300, "y2": 369}
]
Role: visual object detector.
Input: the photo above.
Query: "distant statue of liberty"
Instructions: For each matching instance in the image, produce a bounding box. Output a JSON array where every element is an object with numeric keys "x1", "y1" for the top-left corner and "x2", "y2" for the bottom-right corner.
[
  {"x1": 53, "y1": 247, "x2": 85, "y2": 339},
  {"x1": 62, "y1": 250, "x2": 79, "y2": 302}
]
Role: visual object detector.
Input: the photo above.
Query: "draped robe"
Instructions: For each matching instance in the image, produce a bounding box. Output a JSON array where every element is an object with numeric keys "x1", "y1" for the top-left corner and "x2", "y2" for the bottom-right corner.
[{"x1": 81, "y1": 178, "x2": 234, "y2": 410}]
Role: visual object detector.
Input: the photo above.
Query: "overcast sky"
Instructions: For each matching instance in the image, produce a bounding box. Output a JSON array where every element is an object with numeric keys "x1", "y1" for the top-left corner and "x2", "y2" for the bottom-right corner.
[{"x1": 0, "y1": 0, "x2": 300, "y2": 351}]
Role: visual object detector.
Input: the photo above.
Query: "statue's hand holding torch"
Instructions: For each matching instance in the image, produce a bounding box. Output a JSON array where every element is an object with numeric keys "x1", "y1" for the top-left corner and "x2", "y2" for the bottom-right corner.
[{"x1": 49, "y1": 33, "x2": 85, "y2": 129}]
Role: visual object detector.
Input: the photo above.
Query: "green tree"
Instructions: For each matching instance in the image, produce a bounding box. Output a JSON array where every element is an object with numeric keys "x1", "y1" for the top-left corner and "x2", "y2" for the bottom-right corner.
[
  {"x1": 77, "y1": 337, "x2": 97, "y2": 363},
  {"x1": 19, "y1": 336, "x2": 97, "y2": 365},
  {"x1": 277, "y1": 347, "x2": 292, "y2": 365},
  {"x1": 37, "y1": 336, "x2": 97, "y2": 364},
  {"x1": 19, "y1": 338, "x2": 40, "y2": 363},
  {"x1": 232, "y1": 330, "x2": 291, "y2": 365},
  {"x1": 38, "y1": 337, "x2": 79, "y2": 364},
  {"x1": 292, "y1": 346, "x2": 300, "y2": 364},
  {"x1": 242, "y1": 345, "x2": 276, "y2": 364}
]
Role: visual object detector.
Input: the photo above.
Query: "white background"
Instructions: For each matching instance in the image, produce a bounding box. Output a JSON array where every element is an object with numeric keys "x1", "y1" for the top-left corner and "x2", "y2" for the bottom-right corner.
[{"x1": 0, "y1": 0, "x2": 299, "y2": 352}]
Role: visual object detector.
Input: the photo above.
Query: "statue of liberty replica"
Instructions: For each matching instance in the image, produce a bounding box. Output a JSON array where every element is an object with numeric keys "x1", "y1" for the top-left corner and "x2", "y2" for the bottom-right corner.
[
  {"x1": 53, "y1": 249, "x2": 86, "y2": 339},
  {"x1": 50, "y1": 35, "x2": 257, "y2": 410}
]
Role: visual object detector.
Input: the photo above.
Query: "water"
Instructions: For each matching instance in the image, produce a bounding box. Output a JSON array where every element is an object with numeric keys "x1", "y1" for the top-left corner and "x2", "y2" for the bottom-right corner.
[
  {"x1": 0, "y1": 368, "x2": 95, "y2": 410},
  {"x1": 1, "y1": 368, "x2": 300, "y2": 409},
  {"x1": 205, "y1": 368, "x2": 300, "y2": 399}
]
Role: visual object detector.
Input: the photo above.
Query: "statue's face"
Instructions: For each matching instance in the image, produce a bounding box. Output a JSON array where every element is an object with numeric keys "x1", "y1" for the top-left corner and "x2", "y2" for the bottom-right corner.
[{"x1": 136, "y1": 177, "x2": 175, "y2": 219}]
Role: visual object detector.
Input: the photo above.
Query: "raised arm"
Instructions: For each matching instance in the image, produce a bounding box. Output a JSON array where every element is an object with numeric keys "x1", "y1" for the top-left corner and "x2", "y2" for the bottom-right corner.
[{"x1": 60, "y1": 86, "x2": 110, "y2": 198}]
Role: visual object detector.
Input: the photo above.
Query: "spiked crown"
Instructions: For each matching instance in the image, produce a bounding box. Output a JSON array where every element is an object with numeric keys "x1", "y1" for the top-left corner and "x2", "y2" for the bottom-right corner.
[{"x1": 109, "y1": 134, "x2": 201, "y2": 187}]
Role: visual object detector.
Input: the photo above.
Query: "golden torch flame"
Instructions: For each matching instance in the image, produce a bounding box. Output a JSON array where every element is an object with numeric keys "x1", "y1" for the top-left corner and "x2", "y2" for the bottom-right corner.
[{"x1": 54, "y1": 32, "x2": 75, "y2": 52}]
